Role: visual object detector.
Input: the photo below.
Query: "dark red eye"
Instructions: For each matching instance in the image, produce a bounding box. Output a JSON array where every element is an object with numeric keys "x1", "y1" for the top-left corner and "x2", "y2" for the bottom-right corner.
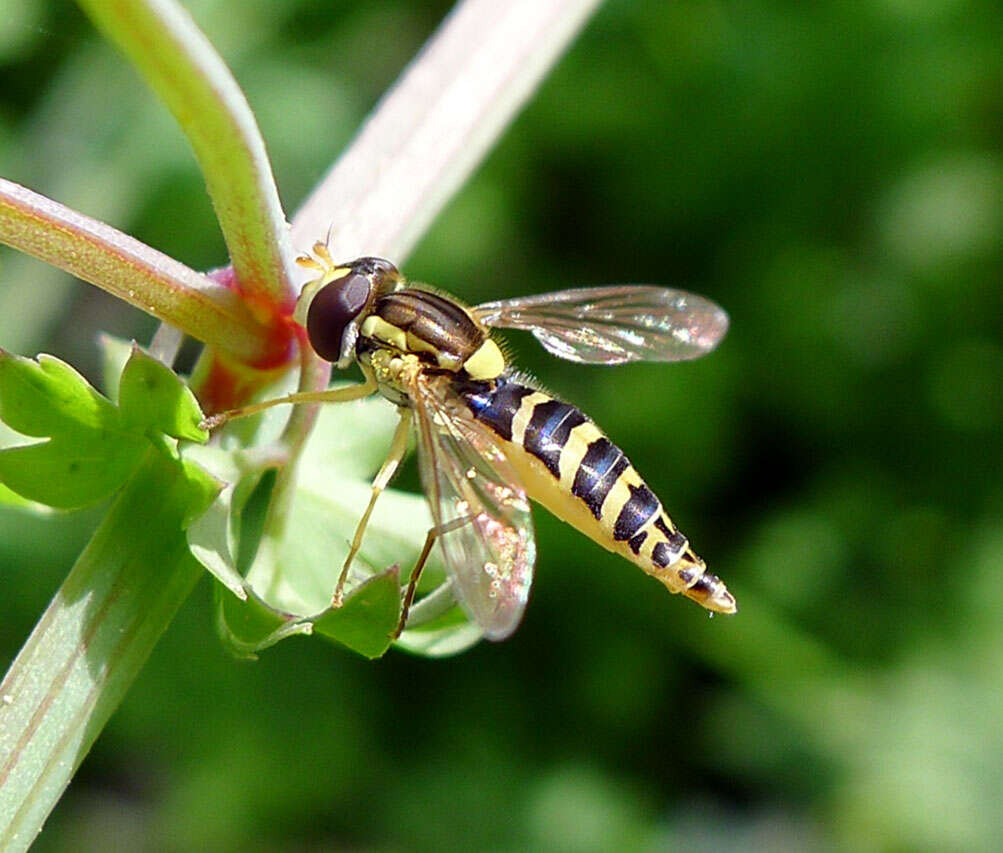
[{"x1": 306, "y1": 273, "x2": 371, "y2": 362}]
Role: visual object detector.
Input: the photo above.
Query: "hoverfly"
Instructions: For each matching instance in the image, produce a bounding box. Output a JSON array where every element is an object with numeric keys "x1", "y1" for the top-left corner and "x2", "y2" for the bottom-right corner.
[{"x1": 204, "y1": 245, "x2": 735, "y2": 640}]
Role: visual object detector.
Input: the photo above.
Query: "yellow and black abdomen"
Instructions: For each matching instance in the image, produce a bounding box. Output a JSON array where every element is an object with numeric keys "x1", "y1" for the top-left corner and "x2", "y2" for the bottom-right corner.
[{"x1": 456, "y1": 375, "x2": 736, "y2": 614}]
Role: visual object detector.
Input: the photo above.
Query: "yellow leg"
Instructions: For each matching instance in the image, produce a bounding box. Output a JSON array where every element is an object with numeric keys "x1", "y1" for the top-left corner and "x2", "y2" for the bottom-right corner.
[
  {"x1": 393, "y1": 514, "x2": 472, "y2": 638},
  {"x1": 200, "y1": 377, "x2": 377, "y2": 430},
  {"x1": 331, "y1": 407, "x2": 413, "y2": 606}
]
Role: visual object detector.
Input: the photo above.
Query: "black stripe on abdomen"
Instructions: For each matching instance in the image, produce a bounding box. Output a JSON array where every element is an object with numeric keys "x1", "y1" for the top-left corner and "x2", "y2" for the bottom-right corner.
[
  {"x1": 523, "y1": 400, "x2": 586, "y2": 477},
  {"x1": 572, "y1": 438, "x2": 629, "y2": 519},
  {"x1": 653, "y1": 527, "x2": 688, "y2": 566},
  {"x1": 457, "y1": 376, "x2": 533, "y2": 441},
  {"x1": 613, "y1": 484, "x2": 660, "y2": 542}
]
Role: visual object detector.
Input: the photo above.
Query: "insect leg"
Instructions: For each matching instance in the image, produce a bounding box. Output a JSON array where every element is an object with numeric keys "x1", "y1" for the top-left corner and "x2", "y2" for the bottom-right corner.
[
  {"x1": 393, "y1": 514, "x2": 472, "y2": 638},
  {"x1": 200, "y1": 376, "x2": 377, "y2": 430},
  {"x1": 331, "y1": 407, "x2": 414, "y2": 606}
]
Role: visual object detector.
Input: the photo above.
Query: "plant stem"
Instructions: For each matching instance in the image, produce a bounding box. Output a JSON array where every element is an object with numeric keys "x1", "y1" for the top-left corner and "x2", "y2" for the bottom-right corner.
[
  {"x1": 293, "y1": 0, "x2": 604, "y2": 261},
  {"x1": 76, "y1": 0, "x2": 297, "y2": 307},
  {"x1": 0, "y1": 179, "x2": 273, "y2": 365},
  {"x1": 0, "y1": 451, "x2": 205, "y2": 852}
]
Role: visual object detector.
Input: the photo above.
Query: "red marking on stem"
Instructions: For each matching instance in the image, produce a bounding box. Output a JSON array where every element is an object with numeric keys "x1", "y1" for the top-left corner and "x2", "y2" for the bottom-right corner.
[
  {"x1": 207, "y1": 265, "x2": 300, "y2": 371},
  {"x1": 199, "y1": 357, "x2": 244, "y2": 415}
]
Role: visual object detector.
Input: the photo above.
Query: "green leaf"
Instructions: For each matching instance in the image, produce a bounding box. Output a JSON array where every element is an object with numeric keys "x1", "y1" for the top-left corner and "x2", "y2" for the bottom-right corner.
[
  {"x1": 189, "y1": 484, "x2": 245, "y2": 598},
  {"x1": 214, "y1": 567, "x2": 402, "y2": 661},
  {"x1": 0, "y1": 349, "x2": 208, "y2": 509},
  {"x1": 178, "y1": 456, "x2": 224, "y2": 528},
  {"x1": 0, "y1": 421, "x2": 52, "y2": 514},
  {"x1": 184, "y1": 440, "x2": 280, "y2": 597},
  {"x1": 0, "y1": 349, "x2": 147, "y2": 508},
  {"x1": 298, "y1": 389, "x2": 407, "y2": 480},
  {"x1": 119, "y1": 344, "x2": 208, "y2": 442},
  {"x1": 247, "y1": 479, "x2": 440, "y2": 617},
  {"x1": 233, "y1": 469, "x2": 276, "y2": 574},
  {"x1": 96, "y1": 332, "x2": 132, "y2": 399},
  {"x1": 0, "y1": 350, "x2": 123, "y2": 438},
  {"x1": 0, "y1": 482, "x2": 53, "y2": 513},
  {"x1": 214, "y1": 583, "x2": 309, "y2": 660},
  {"x1": 313, "y1": 568, "x2": 402, "y2": 659},
  {"x1": 0, "y1": 439, "x2": 145, "y2": 510}
]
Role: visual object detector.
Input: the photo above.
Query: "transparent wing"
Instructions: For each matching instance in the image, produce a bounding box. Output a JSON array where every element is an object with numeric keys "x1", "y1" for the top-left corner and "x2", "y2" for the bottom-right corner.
[
  {"x1": 475, "y1": 285, "x2": 729, "y2": 365},
  {"x1": 410, "y1": 373, "x2": 535, "y2": 640}
]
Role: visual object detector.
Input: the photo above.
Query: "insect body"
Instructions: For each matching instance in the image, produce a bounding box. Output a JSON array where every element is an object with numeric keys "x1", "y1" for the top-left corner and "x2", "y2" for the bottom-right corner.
[{"x1": 208, "y1": 247, "x2": 735, "y2": 639}]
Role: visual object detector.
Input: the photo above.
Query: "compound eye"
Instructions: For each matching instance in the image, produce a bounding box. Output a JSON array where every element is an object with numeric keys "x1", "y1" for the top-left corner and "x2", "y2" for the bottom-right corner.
[{"x1": 306, "y1": 273, "x2": 371, "y2": 362}]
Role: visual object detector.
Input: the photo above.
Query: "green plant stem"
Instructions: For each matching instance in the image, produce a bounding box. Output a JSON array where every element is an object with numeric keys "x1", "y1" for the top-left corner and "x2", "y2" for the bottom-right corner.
[
  {"x1": 0, "y1": 451, "x2": 205, "y2": 851},
  {"x1": 0, "y1": 179, "x2": 272, "y2": 364},
  {"x1": 264, "y1": 347, "x2": 332, "y2": 540},
  {"x1": 75, "y1": 0, "x2": 297, "y2": 307}
]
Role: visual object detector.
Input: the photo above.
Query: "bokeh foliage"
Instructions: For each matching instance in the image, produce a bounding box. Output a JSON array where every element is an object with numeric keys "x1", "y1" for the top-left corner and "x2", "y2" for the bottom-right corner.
[{"x1": 2, "y1": 0, "x2": 1002, "y2": 849}]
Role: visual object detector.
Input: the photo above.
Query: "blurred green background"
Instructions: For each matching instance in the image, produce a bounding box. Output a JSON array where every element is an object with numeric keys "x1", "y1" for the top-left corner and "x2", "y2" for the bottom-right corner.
[{"x1": 3, "y1": 0, "x2": 1003, "y2": 850}]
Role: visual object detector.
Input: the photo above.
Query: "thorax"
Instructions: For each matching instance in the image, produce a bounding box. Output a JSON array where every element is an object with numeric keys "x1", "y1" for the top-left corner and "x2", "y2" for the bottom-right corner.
[{"x1": 356, "y1": 288, "x2": 506, "y2": 405}]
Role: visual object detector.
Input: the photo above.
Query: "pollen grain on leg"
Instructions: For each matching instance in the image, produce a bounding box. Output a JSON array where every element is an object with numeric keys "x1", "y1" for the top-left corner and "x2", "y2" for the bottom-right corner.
[{"x1": 200, "y1": 412, "x2": 230, "y2": 431}]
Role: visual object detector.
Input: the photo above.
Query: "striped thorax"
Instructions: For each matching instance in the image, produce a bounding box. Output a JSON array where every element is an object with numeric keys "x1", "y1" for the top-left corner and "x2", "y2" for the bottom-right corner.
[{"x1": 356, "y1": 288, "x2": 506, "y2": 404}]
